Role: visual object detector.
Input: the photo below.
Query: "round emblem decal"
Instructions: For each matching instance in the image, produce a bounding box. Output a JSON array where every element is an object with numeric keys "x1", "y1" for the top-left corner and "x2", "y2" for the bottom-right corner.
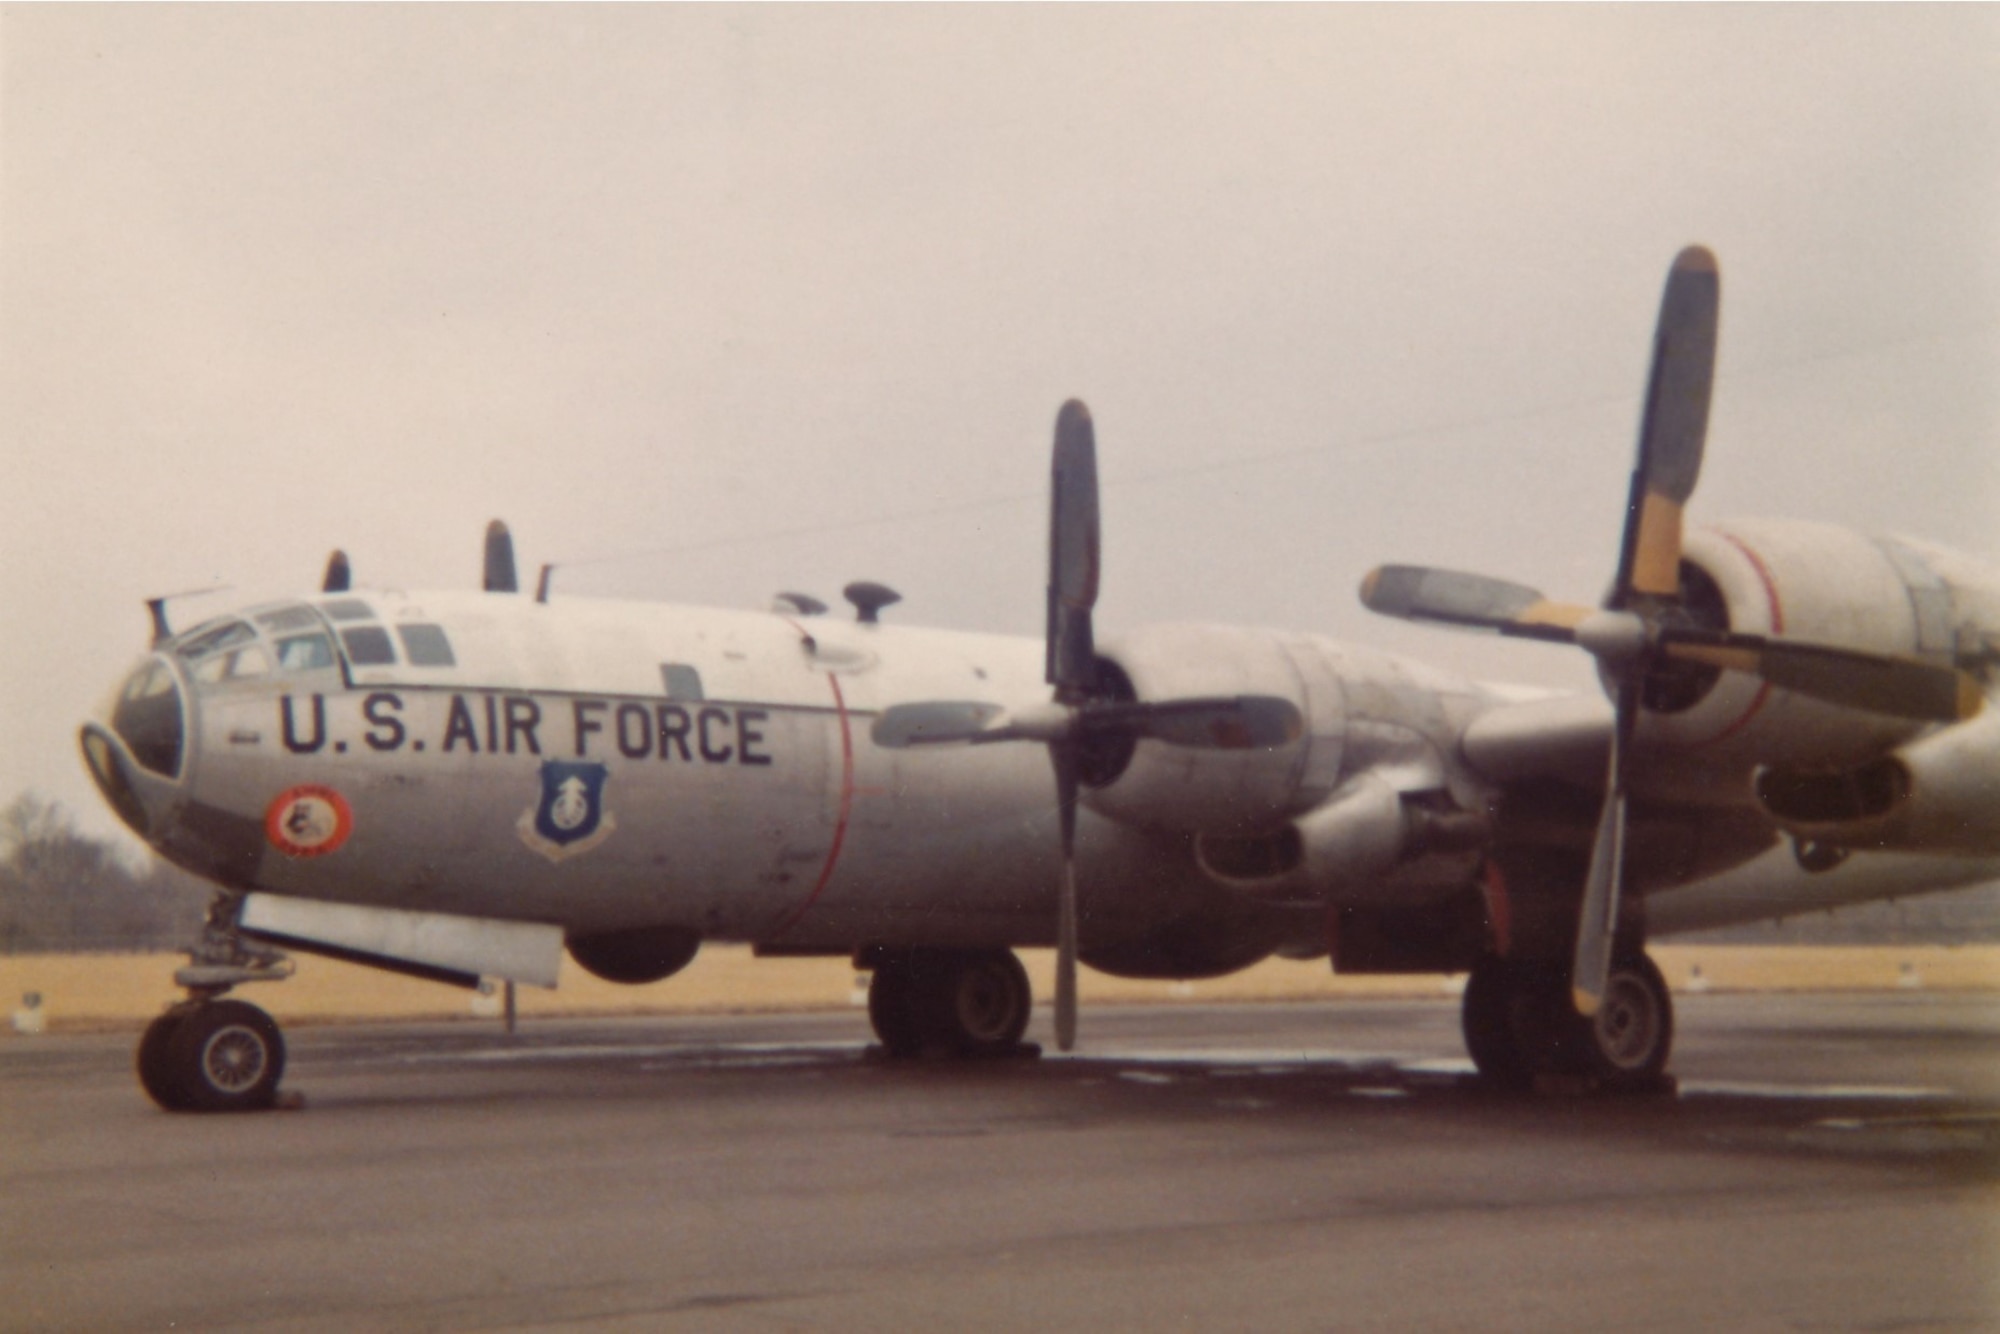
[{"x1": 264, "y1": 785, "x2": 354, "y2": 858}]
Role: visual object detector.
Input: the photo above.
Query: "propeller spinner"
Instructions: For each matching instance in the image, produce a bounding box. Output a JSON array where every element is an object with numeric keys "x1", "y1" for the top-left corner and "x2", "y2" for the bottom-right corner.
[
  {"x1": 873, "y1": 400, "x2": 1304, "y2": 1050},
  {"x1": 1359, "y1": 246, "x2": 1981, "y2": 1019}
]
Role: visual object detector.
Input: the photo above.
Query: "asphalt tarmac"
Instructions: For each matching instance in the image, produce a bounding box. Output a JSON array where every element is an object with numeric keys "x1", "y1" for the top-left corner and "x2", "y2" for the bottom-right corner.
[{"x1": 4, "y1": 993, "x2": 1997, "y2": 1331}]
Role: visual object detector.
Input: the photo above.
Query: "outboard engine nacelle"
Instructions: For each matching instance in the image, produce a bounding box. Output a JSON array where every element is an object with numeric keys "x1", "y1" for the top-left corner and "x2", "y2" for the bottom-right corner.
[
  {"x1": 1755, "y1": 706, "x2": 2000, "y2": 857},
  {"x1": 1641, "y1": 520, "x2": 1957, "y2": 771}
]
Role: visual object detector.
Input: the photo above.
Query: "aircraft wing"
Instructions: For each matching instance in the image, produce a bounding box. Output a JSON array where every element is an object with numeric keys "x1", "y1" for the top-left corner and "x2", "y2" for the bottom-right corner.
[{"x1": 1456, "y1": 692, "x2": 1613, "y2": 789}]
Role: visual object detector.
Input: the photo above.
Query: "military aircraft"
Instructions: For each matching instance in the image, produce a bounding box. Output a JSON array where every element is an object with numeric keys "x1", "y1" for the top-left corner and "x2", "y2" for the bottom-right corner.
[{"x1": 82, "y1": 247, "x2": 1999, "y2": 1112}]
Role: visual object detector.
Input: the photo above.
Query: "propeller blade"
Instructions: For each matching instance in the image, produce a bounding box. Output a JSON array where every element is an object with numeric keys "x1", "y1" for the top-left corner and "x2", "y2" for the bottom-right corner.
[
  {"x1": 1660, "y1": 633, "x2": 1983, "y2": 723},
  {"x1": 484, "y1": 520, "x2": 518, "y2": 594},
  {"x1": 1047, "y1": 400, "x2": 1101, "y2": 700},
  {"x1": 871, "y1": 701, "x2": 1010, "y2": 748},
  {"x1": 321, "y1": 550, "x2": 352, "y2": 594},
  {"x1": 1081, "y1": 696, "x2": 1305, "y2": 750},
  {"x1": 1053, "y1": 746, "x2": 1081, "y2": 1052},
  {"x1": 1611, "y1": 245, "x2": 1718, "y2": 605},
  {"x1": 1572, "y1": 676, "x2": 1638, "y2": 1017},
  {"x1": 1360, "y1": 565, "x2": 1590, "y2": 643}
]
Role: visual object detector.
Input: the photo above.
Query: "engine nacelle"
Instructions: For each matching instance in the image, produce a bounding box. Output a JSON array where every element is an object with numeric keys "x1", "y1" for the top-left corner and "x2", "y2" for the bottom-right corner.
[
  {"x1": 1640, "y1": 520, "x2": 1954, "y2": 772},
  {"x1": 1754, "y1": 707, "x2": 2000, "y2": 857},
  {"x1": 1195, "y1": 775, "x2": 1489, "y2": 907},
  {"x1": 1085, "y1": 625, "x2": 1338, "y2": 836},
  {"x1": 566, "y1": 925, "x2": 702, "y2": 984}
]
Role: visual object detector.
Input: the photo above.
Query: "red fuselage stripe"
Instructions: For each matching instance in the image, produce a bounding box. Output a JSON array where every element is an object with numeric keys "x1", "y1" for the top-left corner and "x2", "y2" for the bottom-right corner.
[{"x1": 769, "y1": 669, "x2": 854, "y2": 940}]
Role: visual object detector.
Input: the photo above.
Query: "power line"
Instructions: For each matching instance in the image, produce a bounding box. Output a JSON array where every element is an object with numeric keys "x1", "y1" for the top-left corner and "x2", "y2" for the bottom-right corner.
[{"x1": 552, "y1": 322, "x2": 1998, "y2": 575}]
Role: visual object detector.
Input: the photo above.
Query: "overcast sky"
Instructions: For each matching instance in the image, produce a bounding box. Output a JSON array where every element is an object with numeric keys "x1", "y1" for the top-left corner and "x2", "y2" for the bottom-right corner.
[{"x1": 3, "y1": 6, "x2": 1995, "y2": 845}]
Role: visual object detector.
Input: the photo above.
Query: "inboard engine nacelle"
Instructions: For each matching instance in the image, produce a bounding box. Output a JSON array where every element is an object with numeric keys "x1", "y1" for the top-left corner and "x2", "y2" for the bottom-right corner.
[{"x1": 1082, "y1": 625, "x2": 1334, "y2": 836}]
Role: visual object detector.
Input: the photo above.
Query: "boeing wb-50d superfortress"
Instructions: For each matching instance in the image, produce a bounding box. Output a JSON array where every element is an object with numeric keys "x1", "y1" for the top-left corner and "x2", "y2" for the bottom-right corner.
[{"x1": 83, "y1": 248, "x2": 1999, "y2": 1112}]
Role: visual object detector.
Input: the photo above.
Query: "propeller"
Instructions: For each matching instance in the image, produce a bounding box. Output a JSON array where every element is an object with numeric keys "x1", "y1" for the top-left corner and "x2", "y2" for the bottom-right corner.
[
  {"x1": 873, "y1": 400, "x2": 1304, "y2": 1050},
  {"x1": 316, "y1": 523, "x2": 529, "y2": 599},
  {"x1": 321, "y1": 550, "x2": 351, "y2": 594},
  {"x1": 1359, "y1": 246, "x2": 1980, "y2": 1019},
  {"x1": 484, "y1": 520, "x2": 518, "y2": 593}
]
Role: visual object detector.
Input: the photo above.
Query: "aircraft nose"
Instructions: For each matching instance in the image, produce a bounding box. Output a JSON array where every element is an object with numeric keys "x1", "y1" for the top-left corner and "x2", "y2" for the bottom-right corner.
[{"x1": 79, "y1": 654, "x2": 188, "y2": 841}]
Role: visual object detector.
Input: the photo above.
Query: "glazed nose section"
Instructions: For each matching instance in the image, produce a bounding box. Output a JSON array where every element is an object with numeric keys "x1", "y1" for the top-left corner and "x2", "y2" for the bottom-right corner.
[{"x1": 80, "y1": 655, "x2": 188, "y2": 841}]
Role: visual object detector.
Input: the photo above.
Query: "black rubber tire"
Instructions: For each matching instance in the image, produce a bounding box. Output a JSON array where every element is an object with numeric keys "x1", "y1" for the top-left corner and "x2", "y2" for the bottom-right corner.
[
  {"x1": 869, "y1": 950, "x2": 1033, "y2": 1058},
  {"x1": 867, "y1": 959, "x2": 925, "y2": 1058},
  {"x1": 137, "y1": 1006, "x2": 195, "y2": 1112},
  {"x1": 164, "y1": 1000, "x2": 286, "y2": 1112},
  {"x1": 933, "y1": 951, "x2": 1031, "y2": 1057},
  {"x1": 1465, "y1": 953, "x2": 1674, "y2": 1090},
  {"x1": 1461, "y1": 957, "x2": 1531, "y2": 1088}
]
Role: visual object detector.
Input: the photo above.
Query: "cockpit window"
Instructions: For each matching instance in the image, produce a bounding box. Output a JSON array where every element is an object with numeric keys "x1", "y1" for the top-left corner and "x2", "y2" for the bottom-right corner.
[
  {"x1": 320, "y1": 599, "x2": 376, "y2": 622},
  {"x1": 192, "y1": 644, "x2": 272, "y2": 685},
  {"x1": 396, "y1": 623, "x2": 456, "y2": 667},
  {"x1": 112, "y1": 658, "x2": 183, "y2": 778},
  {"x1": 174, "y1": 619, "x2": 256, "y2": 660},
  {"x1": 276, "y1": 633, "x2": 336, "y2": 671},
  {"x1": 255, "y1": 604, "x2": 322, "y2": 633},
  {"x1": 340, "y1": 625, "x2": 397, "y2": 666}
]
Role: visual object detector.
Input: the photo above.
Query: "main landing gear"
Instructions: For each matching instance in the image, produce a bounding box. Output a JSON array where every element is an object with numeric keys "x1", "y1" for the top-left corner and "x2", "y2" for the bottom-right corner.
[
  {"x1": 865, "y1": 948, "x2": 1035, "y2": 1059},
  {"x1": 1461, "y1": 951, "x2": 1673, "y2": 1092},
  {"x1": 138, "y1": 892, "x2": 294, "y2": 1113}
]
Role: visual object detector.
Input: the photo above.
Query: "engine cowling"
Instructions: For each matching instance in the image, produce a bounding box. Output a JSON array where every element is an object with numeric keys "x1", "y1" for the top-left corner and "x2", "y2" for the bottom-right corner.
[
  {"x1": 1194, "y1": 775, "x2": 1490, "y2": 907},
  {"x1": 1754, "y1": 706, "x2": 2000, "y2": 857},
  {"x1": 1083, "y1": 625, "x2": 1340, "y2": 836},
  {"x1": 1638, "y1": 520, "x2": 1954, "y2": 771}
]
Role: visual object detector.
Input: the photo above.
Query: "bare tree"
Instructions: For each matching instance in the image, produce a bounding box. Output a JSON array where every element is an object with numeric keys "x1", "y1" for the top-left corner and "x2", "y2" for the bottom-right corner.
[{"x1": 0, "y1": 792, "x2": 207, "y2": 952}]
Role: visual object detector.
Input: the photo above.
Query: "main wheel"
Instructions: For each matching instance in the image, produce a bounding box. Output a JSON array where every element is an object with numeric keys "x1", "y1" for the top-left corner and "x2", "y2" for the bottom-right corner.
[
  {"x1": 1461, "y1": 957, "x2": 1531, "y2": 1088},
  {"x1": 867, "y1": 959, "x2": 925, "y2": 1058},
  {"x1": 1460, "y1": 953, "x2": 1673, "y2": 1091},
  {"x1": 163, "y1": 1000, "x2": 286, "y2": 1112},
  {"x1": 1583, "y1": 954, "x2": 1673, "y2": 1086},
  {"x1": 137, "y1": 1006, "x2": 195, "y2": 1111},
  {"x1": 868, "y1": 950, "x2": 1033, "y2": 1058},
  {"x1": 932, "y1": 951, "x2": 1031, "y2": 1057}
]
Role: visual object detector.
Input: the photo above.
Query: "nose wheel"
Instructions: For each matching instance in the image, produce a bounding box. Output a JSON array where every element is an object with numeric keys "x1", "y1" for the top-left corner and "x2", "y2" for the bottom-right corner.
[
  {"x1": 137, "y1": 890, "x2": 296, "y2": 1112},
  {"x1": 137, "y1": 999, "x2": 288, "y2": 1112}
]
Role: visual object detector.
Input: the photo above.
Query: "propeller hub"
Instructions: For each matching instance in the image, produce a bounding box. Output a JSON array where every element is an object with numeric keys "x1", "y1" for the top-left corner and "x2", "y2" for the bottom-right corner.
[{"x1": 1574, "y1": 611, "x2": 1650, "y2": 663}]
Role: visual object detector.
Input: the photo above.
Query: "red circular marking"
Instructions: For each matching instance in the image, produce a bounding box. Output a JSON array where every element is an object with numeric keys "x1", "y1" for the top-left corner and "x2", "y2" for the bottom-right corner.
[{"x1": 264, "y1": 784, "x2": 354, "y2": 858}]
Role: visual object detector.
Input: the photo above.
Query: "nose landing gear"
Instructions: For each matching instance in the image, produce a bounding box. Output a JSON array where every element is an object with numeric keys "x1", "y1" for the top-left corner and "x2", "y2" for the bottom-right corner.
[{"x1": 137, "y1": 892, "x2": 295, "y2": 1113}]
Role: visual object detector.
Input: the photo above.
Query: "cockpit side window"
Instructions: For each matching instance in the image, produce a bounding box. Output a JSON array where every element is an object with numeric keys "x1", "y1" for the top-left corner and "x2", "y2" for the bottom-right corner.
[
  {"x1": 174, "y1": 620, "x2": 256, "y2": 661},
  {"x1": 276, "y1": 633, "x2": 336, "y2": 671},
  {"x1": 396, "y1": 623, "x2": 456, "y2": 667},
  {"x1": 255, "y1": 605, "x2": 322, "y2": 633},
  {"x1": 340, "y1": 625, "x2": 397, "y2": 666},
  {"x1": 192, "y1": 644, "x2": 272, "y2": 685}
]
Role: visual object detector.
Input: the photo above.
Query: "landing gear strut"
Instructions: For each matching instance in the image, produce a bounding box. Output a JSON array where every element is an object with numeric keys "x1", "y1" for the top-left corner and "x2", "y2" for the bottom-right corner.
[
  {"x1": 865, "y1": 948, "x2": 1035, "y2": 1059},
  {"x1": 137, "y1": 891, "x2": 294, "y2": 1113},
  {"x1": 1461, "y1": 951, "x2": 1673, "y2": 1091}
]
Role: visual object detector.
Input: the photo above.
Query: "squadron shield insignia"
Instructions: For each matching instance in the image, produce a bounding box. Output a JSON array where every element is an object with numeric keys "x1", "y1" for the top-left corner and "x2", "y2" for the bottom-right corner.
[{"x1": 518, "y1": 760, "x2": 617, "y2": 862}]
